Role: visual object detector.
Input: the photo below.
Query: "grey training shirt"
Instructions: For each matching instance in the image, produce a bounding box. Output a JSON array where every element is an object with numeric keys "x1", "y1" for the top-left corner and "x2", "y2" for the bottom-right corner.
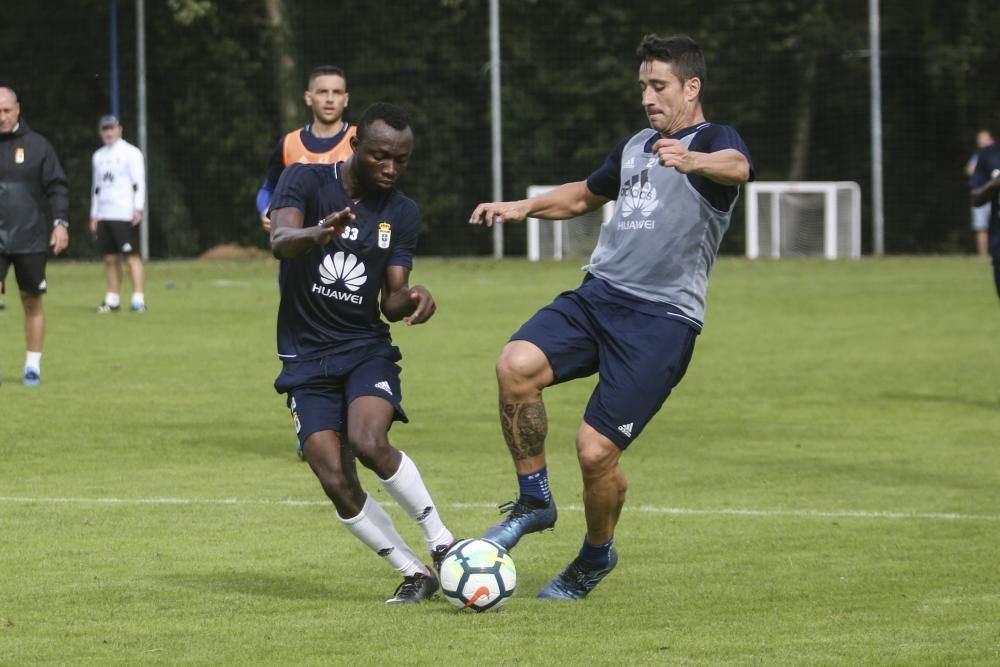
[{"x1": 584, "y1": 123, "x2": 753, "y2": 327}]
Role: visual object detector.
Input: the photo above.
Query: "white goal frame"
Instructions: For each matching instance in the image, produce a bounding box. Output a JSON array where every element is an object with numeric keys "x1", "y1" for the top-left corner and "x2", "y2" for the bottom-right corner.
[
  {"x1": 526, "y1": 185, "x2": 614, "y2": 261},
  {"x1": 745, "y1": 181, "x2": 862, "y2": 259}
]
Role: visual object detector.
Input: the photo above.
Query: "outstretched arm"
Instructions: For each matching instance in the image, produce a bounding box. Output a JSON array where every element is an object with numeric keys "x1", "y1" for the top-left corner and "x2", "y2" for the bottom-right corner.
[
  {"x1": 468, "y1": 180, "x2": 609, "y2": 226},
  {"x1": 381, "y1": 265, "x2": 435, "y2": 325},
  {"x1": 270, "y1": 206, "x2": 355, "y2": 259}
]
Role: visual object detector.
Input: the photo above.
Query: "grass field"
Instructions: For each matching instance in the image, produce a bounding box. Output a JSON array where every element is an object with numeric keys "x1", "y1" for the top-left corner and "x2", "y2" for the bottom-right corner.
[{"x1": 1, "y1": 255, "x2": 999, "y2": 666}]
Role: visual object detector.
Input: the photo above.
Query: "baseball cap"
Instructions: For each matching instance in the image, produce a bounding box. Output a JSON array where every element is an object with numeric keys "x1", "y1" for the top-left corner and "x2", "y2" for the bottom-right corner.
[{"x1": 98, "y1": 114, "x2": 119, "y2": 129}]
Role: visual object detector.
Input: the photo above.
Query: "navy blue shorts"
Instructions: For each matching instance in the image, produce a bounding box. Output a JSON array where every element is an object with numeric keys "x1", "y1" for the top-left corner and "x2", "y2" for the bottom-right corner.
[
  {"x1": 511, "y1": 285, "x2": 697, "y2": 449},
  {"x1": 274, "y1": 345, "x2": 408, "y2": 455}
]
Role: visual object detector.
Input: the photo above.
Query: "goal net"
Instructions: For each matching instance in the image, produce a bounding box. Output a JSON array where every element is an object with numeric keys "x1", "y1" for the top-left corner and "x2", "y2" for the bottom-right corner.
[
  {"x1": 745, "y1": 181, "x2": 861, "y2": 259},
  {"x1": 526, "y1": 185, "x2": 614, "y2": 261}
]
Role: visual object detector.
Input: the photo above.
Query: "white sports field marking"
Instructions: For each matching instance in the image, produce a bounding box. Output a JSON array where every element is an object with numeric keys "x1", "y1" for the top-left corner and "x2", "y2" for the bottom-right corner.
[
  {"x1": 207, "y1": 279, "x2": 252, "y2": 287},
  {"x1": 0, "y1": 496, "x2": 997, "y2": 522},
  {"x1": 206, "y1": 279, "x2": 278, "y2": 288}
]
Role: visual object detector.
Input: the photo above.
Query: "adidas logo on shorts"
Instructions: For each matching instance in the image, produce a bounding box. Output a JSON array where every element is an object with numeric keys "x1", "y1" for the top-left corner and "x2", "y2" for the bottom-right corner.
[
  {"x1": 375, "y1": 380, "x2": 392, "y2": 396},
  {"x1": 617, "y1": 422, "x2": 634, "y2": 438}
]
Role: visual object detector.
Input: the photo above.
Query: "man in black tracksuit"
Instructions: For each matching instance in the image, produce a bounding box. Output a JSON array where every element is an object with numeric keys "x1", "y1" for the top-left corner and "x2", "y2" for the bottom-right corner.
[{"x1": 0, "y1": 86, "x2": 70, "y2": 386}]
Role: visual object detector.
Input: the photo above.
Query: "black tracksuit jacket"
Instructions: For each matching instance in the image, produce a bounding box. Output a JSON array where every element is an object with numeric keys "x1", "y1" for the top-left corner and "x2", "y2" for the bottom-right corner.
[{"x1": 0, "y1": 120, "x2": 69, "y2": 255}]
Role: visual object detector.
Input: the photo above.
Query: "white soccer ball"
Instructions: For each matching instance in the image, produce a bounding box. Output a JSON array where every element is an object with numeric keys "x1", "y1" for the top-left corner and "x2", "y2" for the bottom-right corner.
[{"x1": 439, "y1": 538, "x2": 516, "y2": 612}]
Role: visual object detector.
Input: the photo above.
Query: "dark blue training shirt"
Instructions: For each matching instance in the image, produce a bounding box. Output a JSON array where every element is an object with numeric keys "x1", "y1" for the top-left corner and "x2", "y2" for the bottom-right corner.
[
  {"x1": 270, "y1": 162, "x2": 420, "y2": 360},
  {"x1": 970, "y1": 143, "x2": 1000, "y2": 230}
]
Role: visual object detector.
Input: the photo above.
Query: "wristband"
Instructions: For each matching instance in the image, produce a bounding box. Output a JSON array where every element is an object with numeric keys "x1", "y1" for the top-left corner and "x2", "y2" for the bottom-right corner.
[{"x1": 54, "y1": 219, "x2": 69, "y2": 229}]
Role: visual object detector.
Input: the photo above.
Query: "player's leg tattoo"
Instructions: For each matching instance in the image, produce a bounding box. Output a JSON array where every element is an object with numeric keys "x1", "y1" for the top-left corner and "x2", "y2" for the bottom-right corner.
[{"x1": 500, "y1": 399, "x2": 547, "y2": 460}]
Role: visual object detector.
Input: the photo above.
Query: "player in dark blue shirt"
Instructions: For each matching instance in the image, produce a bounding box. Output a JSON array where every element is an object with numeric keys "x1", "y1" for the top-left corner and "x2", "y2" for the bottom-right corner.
[
  {"x1": 269, "y1": 102, "x2": 455, "y2": 604},
  {"x1": 969, "y1": 137, "x2": 1000, "y2": 300}
]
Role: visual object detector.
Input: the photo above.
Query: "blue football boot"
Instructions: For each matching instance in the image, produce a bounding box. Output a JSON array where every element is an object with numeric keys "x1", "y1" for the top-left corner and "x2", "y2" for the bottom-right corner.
[
  {"x1": 536, "y1": 547, "x2": 619, "y2": 601},
  {"x1": 482, "y1": 497, "x2": 557, "y2": 550},
  {"x1": 23, "y1": 368, "x2": 41, "y2": 387}
]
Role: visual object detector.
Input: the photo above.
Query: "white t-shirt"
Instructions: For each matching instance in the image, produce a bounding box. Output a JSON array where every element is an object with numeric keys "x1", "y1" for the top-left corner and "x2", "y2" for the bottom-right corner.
[{"x1": 90, "y1": 138, "x2": 146, "y2": 221}]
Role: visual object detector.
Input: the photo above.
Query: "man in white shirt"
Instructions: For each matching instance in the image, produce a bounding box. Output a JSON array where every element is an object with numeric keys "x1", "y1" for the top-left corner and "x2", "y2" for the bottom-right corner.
[{"x1": 90, "y1": 114, "x2": 147, "y2": 312}]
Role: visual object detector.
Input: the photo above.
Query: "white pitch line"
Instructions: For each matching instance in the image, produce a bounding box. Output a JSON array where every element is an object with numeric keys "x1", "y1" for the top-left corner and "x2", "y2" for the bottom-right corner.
[{"x1": 0, "y1": 496, "x2": 997, "y2": 522}]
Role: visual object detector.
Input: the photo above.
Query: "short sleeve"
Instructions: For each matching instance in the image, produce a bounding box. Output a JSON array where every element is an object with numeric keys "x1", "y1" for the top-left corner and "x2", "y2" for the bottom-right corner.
[
  {"x1": 687, "y1": 124, "x2": 754, "y2": 211},
  {"x1": 271, "y1": 163, "x2": 317, "y2": 215},
  {"x1": 585, "y1": 137, "x2": 630, "y2": 200},
  {"x1": 388, "y1": 199, "x2": 419, "y2": 269},
  {"x1": 689, "y1": 124, "x2": 754, "y2": 172}
]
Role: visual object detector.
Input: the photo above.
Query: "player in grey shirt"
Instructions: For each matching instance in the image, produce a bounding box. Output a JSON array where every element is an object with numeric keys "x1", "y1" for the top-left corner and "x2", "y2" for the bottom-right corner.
[{"x1": 469, "y1": 34, "x2": 753, "y2": 600}]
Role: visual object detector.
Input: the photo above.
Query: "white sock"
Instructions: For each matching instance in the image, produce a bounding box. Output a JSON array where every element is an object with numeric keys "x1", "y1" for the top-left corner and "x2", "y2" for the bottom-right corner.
[
  {"x1": 381, "y1": 452, "x2": 454, "y2": 552},
  {"x1": 131, "y1": 292, "x2": 145, "y2": 306},
  {"x1": 25, "y1": 351, "x2": 41, "y2": 372},
  {"x1": 337, "y1": 494, "x2": 424, "y2": 577},
  {"x1": 105, "y1": 292, "x2": 121, "y2": 308}
]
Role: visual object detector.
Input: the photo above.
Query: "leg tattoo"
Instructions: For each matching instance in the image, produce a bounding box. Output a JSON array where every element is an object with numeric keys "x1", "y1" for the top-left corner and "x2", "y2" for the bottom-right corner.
[{"x1": 500, "y1": 399, "x2": 547, "y2": 460}]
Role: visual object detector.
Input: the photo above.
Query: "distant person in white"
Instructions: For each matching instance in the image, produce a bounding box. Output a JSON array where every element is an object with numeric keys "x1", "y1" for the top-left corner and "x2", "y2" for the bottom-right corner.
[{"x1": 90, "y1": 114, "x2": 147, "y2": 312}]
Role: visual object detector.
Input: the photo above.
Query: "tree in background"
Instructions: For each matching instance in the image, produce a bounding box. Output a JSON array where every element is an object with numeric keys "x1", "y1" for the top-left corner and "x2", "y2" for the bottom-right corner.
[{"x1": 2, "y1": 0, "x2": 999, "y2": 257}]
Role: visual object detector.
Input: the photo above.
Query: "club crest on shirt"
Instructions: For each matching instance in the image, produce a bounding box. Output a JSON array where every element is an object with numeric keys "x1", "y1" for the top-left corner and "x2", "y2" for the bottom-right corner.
[
  {"x1": 378, "y1": 221, "x2": 392, "y2": 249},
  {"x1": 15, "y1": 147, "x2": 24, "y2": 164}
]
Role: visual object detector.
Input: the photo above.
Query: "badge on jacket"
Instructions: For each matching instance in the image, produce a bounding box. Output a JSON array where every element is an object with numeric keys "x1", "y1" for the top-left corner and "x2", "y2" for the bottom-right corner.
[
  {"x1": 378, "y1": 221, "x2": 392, "y2": 249},
  {"x1": 15, "y1": 147, "x2": 24, "y2": 164}
]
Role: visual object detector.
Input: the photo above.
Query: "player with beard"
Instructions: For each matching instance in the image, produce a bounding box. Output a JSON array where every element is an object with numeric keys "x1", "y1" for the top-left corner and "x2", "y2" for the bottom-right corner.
[
  {"x1": 257, "y1": 65, "x2": 356, "y2": 232},
  {"x1": 469, "y1": 34, "x2": 753, "y2": 600}
]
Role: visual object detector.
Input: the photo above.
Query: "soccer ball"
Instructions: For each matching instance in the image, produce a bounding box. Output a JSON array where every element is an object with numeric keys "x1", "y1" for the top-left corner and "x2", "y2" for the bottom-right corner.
[{"x1": 438, "y1": 538, "x2": 516, "y2": 612}]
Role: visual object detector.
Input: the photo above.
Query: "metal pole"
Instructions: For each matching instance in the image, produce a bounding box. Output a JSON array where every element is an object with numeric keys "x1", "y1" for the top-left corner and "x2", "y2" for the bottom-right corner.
[
  {"x1": 489, "y1": 0, "x2": 503, "y2": 258},
  {"x1": 136, "y1": 0, "x2": 149, "y2": 260},
  {"x1": 109, "y1": 0, "x2": 120, "y2": 116},
  {"x1": 869, "y1": 0, "x2": 884, "y2": 255}
]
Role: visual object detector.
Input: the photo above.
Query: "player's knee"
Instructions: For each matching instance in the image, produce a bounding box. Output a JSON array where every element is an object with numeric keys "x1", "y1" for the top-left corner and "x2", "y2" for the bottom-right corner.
[
  {"x1": 320, "y1": 478, "x2": 364, "y2": 516},
  {"x1": 302, "y1": 436, "x2": 344, "y2": 479},
  {"x1": 20, "y1": 293, "x2": 43, "y2": 313},
  {"x1": 347, "y1": 427, "x2": 392, "y2": 470},
  {"x1": 308, "y1": 456, "x2": 353, "y2": 494},
  {"x1": 496, "y1": 342, "x2": 549, "y2": 391},
  {"x1": 575, "y1": 432, "x2": 621, "y2": 477}
]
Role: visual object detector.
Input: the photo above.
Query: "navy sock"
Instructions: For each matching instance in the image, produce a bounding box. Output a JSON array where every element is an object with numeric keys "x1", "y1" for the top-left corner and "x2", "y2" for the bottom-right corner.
[
  {"x1": 516, "y1": 466, "x2": 551, "y2": 505},
  {"x1": 578, "y1": 536, "x2": 614, "y2": 568}
]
